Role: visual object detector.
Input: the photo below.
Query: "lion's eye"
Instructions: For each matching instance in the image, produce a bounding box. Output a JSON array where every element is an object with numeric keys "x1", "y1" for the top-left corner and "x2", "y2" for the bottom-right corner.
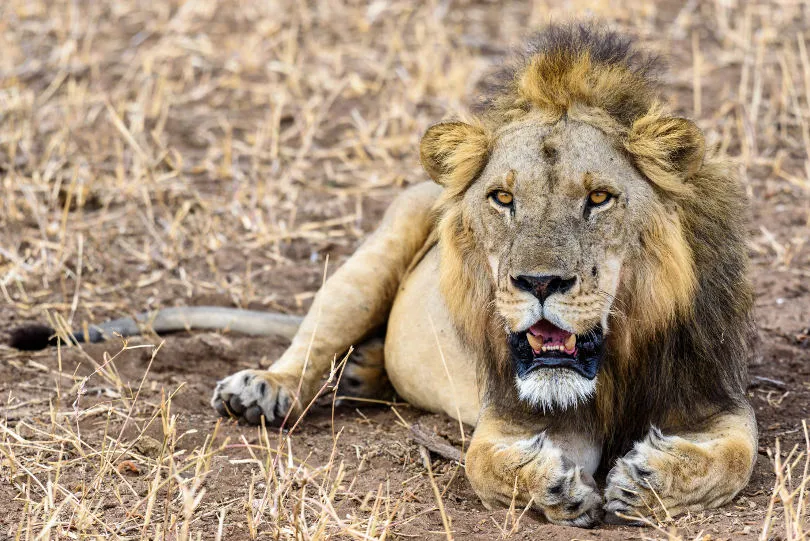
[
  {"x1": 587, "y1": 191, "x2": 612, "y2": 206},
  {"x1": 491, "y1": 190, "x2": 514, "y2": 207}
]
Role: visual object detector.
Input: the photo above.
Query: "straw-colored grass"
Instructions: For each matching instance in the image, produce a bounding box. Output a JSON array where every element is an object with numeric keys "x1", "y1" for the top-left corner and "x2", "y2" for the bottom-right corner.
[{"x1": 1, "y1": 0, "x2": 809, "y2": 539}]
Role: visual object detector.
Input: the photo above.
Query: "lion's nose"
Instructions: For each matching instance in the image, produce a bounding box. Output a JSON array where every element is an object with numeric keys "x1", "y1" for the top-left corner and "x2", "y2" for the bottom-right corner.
[{"x1": 511, "y1": 274, "x2": 576, "y2": 303}]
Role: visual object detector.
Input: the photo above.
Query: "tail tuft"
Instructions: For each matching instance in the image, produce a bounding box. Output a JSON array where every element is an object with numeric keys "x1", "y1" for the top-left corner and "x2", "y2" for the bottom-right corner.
[{"x1": 8, "y1": 325, "x2": 58, "y2": 350}]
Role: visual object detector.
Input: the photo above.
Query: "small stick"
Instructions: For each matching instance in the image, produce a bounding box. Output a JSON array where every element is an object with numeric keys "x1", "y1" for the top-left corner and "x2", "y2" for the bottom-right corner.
[{"x1": 410, "y1": 424, "x2": 463, "y2": 463}]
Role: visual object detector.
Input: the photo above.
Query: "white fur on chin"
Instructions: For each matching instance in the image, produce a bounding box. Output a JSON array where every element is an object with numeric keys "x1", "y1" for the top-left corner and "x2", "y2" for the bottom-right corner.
[{"x1": 515, "y1": 368, "x2": 597, "y2": 412}]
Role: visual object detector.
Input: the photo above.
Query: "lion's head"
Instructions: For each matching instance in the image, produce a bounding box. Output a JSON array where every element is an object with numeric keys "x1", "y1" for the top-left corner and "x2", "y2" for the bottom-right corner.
[{"x1": 420, "y1": 25, "x2": 752, "y2": 434}]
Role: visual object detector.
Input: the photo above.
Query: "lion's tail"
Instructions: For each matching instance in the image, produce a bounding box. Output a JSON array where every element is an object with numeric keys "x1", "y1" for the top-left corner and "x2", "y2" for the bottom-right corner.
[{"x1": 8, "y1": 307, "x2": 304, "y2": 351}]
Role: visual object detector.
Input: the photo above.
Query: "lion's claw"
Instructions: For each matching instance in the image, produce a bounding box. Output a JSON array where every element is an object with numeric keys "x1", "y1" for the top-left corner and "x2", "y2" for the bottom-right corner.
[
  {"x1": 604, "y1": 429, "x2": 675, "y2": 520},
  {"x1": 211, "y1": 369, "x2": 298, "y2": 426}
]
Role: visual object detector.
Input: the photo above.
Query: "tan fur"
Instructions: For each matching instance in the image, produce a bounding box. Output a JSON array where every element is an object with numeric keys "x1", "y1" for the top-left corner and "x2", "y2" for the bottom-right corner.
[
  {"x1": 420, "y1": 121, "x2": 492, "y2": 189},
  {"x1": 613, "y1": 208, "x2": 697, "y2": 346},
  {"x1": 626, "y1": 106, "x2": 706, "y2": 191},
  {"x1": 466, "y1": 409, "x2": 603, "y2": 527},
  {"x1": 212, "y1": 25, "x2": 756, "y2": 528},
  {"x1": 604, "y1": 406, "x2": 757, "y2": 518},
  {"x1": 386, "y1": 247, "x2": 481, "y2": 424}
]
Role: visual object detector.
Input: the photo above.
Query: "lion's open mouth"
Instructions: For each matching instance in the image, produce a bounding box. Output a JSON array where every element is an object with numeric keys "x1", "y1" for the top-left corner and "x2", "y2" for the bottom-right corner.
[{"x1": 509, "y1": 320, "x2": 605, "y2": 380}]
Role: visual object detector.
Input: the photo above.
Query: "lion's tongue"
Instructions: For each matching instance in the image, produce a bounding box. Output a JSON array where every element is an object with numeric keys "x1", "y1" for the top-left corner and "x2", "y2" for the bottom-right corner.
[{"x1": 527, "y1": 320, "x2": 576, "y2": 354}]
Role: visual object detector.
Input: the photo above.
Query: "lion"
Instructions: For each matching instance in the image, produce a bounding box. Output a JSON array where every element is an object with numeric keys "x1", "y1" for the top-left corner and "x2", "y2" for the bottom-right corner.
[{"x1": 10, "y1": 24, "x2": 757, "y2": 527}]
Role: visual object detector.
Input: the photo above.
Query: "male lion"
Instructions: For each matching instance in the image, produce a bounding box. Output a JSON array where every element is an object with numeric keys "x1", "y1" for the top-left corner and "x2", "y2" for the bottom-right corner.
[{"x1": 11, "y1": 25, "x2": 757, "y2": 527}]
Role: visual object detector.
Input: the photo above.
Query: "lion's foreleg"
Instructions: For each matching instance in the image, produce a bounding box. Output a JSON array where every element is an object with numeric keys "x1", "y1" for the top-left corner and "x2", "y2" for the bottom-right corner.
[
  {"x1": 465, "y1": 408, "x2": 603, "y2": 528},
  {"x1": 211, "y1": 182, "x2": 441, "y2": 424},
  {"x1": 604, "y1": 405, "x2": 757, "y2": 521}
]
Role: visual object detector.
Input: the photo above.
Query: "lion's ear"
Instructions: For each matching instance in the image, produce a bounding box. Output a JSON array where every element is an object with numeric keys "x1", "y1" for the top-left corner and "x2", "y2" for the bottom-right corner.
[
  {"x1": 420, "y1": 121, "x2": 491, "y2": 187},
  {"x1": 626, "y1": 115, "x2": 705, "y2": 186}
]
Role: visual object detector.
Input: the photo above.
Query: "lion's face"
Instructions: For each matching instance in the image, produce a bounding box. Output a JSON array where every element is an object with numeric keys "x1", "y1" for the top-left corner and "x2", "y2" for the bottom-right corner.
[{"x1": 459, "y1": 117, "x2": 661, "y2": 410}]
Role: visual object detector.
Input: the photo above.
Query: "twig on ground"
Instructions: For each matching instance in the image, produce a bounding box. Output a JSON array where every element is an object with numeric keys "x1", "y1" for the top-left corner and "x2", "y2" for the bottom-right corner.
[{"x1": 409, "y1": 424, "x2": 463, "y2": 463}]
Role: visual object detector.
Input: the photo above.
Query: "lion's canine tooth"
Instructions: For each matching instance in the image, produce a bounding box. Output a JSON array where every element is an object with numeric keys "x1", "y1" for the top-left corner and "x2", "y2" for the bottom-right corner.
[
  {"x1": 565, "y1": 334, "x2": 576, "y2": 350},
  {"x1": 527, "y1": 333, "x2": 543, "y2": 352}
]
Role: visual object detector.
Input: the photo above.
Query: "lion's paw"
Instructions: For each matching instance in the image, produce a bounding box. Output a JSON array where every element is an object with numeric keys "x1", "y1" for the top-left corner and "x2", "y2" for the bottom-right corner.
[
  {"x1": 539, "y1": 455, "x2": 604, "y2": 528},
  {"x1": 604, "y1": 428, "x2": 677, "y2": 522},
  {"x1": 473, "y1": 434, "x2": 603, "y2": 528},
  {"x1": 211, "y1": 369, "x2": 300, "y2": 426}
]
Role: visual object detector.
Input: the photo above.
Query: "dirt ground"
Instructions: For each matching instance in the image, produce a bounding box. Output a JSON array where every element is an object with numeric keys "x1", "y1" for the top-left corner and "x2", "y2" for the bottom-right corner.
[{"x1": 1, "y1": 0, "x2": 809, "y2": 539}]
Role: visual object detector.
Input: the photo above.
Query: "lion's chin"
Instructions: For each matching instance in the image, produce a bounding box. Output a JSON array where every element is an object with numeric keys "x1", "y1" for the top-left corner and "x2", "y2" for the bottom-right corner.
[
  {"x1": 515, "y1": 369, "x2": 597, "y2": 412},
  {"x1": 508, "y1": 319, "x2": 605, "y2": 411}
]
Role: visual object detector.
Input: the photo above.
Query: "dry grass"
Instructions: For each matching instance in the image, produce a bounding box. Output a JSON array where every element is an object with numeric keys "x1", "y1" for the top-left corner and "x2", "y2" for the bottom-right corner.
[{"x1": 1, "y1": 0, "x2": 809, "y2": 539}]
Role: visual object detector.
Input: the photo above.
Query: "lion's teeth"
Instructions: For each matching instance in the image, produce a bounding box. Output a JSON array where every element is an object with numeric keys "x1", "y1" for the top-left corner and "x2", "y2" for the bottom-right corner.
[
  {"x1": 565, "y1": 334, "x2": 577, "y2": 350},
  {"x1": 527, "y1": 333, "x2": 577, "y2": 355},
  {"x1": 527, "y1": 333, "x2": 543, "y2": 351}
]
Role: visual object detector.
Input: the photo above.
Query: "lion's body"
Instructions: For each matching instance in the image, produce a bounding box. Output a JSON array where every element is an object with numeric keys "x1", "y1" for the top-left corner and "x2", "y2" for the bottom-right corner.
[
  {"x1": 13, "y1": 24, "x2": 758, "y2": 528},
  {"x1": 385, "y1": 243, "x2": 482, "y2": 425}
]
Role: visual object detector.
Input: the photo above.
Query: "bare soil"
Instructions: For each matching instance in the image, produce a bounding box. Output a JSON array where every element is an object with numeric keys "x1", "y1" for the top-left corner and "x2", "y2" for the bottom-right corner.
[{"x1": 1, "y1": 0, "x2": 809, "y2": 539}]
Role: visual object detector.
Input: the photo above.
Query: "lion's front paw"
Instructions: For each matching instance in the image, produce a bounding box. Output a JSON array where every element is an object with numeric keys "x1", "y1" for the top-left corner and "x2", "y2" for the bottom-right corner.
[
  {"x1": 468, "y1": 434, "x2": 603, "y2": 528},
  {"x1": 539, "y1": 456, "x2": 603, "y2": 528},
  {"x1": 211, "y1": 369, "x2": 301, "y2": 426},
  {"x1": 604, "y1": 429, "x2": 676, "y2": 522}
]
